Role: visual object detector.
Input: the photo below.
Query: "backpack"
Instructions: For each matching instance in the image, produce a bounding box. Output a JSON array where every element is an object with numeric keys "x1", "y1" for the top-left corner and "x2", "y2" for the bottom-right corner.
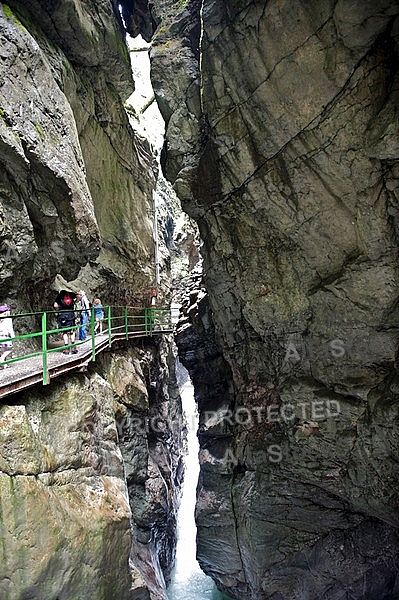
[{"x1": 63, "y1": 294, "x2": 73, "y2": 306}]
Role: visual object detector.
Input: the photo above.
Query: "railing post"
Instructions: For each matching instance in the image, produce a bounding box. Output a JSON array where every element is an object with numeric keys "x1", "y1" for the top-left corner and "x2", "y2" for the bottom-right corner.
[
  {"x1": 42, "y1": 312, "x2": 49, "y2": 385},
  {"x1": 108, "y1": 306, "x2": 112, "y2": 347},
  {"x1": 149, "y1": 307, "x2": 154, "y2": 335},
  {"x1": 91, "y1": 306, "x2": 96, "y2": 362},
  {"x1": 124, "y1": 306, "x2": 129, "y2": 340}
]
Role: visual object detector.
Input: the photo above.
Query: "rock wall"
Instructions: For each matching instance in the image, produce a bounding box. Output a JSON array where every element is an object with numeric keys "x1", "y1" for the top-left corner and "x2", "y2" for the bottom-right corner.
[
  {"x1": 0, "y1": 372, "x2": 134, "y2": 600},
  {"x1": 0, "y1": 1, "x2": 184, "y2": 599},
  {"x1": 96, "y1": 337, "x2": 184, "y2": 599},
  {"x1": 2, "y1": 0, "x2": 399, "y2": 597},
  {"x1": 0, "y1": 337, "x2": 183, "y2": 600},
  {"x1": 1, "y1": 0, "x2": 156, "y2": 311},
  {"x1": 133, "y1": 0, "x2": 399, "y2": 598}
]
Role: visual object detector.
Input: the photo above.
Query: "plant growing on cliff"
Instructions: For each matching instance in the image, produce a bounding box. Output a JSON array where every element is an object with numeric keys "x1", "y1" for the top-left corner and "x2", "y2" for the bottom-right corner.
[
  {"x1": 33, "y1": 121, "x2": 45, "y2": 141},
  {"x1": 124, "y1": 102, "x2": 138, "y2": 121},
  {"x1": 173, "y1": 0, "x2": 190, "y2": 9},
  {"x1": 2, "y1": 4, "x2": 28, "y2": 33},
  {"x1": 0, "y1": 106, "x2": 13, "y2": 127}
]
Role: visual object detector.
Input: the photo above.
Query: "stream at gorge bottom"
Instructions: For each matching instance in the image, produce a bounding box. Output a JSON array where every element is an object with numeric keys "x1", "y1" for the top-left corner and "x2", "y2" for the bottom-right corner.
[{"x1": 166, "y1": 381, "x2": 233, "y2": 600}]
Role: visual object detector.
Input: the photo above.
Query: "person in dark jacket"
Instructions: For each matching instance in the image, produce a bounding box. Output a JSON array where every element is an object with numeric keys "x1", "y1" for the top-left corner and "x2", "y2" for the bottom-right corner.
[{"x1": 53, "y1": 290, "x2": 78, "y2": 354}]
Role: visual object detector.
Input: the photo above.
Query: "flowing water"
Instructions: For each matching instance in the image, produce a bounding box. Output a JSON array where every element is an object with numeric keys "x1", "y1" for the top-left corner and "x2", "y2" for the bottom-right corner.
[{"x1": 167, "y1": 381, "x2": 233, "y2": 600}]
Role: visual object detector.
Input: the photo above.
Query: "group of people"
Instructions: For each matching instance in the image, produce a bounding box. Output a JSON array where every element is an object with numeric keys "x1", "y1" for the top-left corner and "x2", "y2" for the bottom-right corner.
[
  {"x1": 53, "y1": 289, "x2": 104, "y2": 354},
  {"x1": 0, "y1": 290, "x2": 105, "y2": 367}
]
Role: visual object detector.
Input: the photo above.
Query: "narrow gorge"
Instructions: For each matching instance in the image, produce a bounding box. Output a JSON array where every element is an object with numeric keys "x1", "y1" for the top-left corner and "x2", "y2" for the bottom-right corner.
[{"x1": 1, "y1": 1, "x2": 399, "y2": 600}]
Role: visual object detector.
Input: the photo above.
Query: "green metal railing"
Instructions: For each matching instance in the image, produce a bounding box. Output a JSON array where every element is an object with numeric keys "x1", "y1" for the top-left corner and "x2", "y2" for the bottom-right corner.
[{"x1": 0, "y1": 305, "x2": 173, "y2": 386}]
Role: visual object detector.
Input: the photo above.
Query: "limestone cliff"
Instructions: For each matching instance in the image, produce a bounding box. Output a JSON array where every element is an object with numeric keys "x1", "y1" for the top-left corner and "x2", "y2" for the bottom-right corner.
[
  {"x1": 0, "y1": 1, "x2": 184, "y2": 599},
  {"x1": 129, "y1": 0, "x2": 399, "y2": 598},
  {"x1": 0, "y1": 339, "x2": 183, "y2": 600},
  {"x1": 1, "y1": 0, "x2": 157, "y2": 311}
]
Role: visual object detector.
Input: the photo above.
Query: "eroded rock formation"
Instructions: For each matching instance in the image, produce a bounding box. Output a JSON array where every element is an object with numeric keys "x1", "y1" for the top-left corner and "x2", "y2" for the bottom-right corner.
[
  {"x1": 0, "y1": 339, "x2": 183, "y2": 600},
  {"x1": 0, "y1": 1, "x2": 184, "y2": 599},
  {"x1": 1, "y1": 0, "x2": 156, "y2": 312},
  {"x1": 2, "y1": 0, "x2": 399, "y2": 597},
  {"x1": 128, "y1": 0, "x2": 399, "y2": 598}
]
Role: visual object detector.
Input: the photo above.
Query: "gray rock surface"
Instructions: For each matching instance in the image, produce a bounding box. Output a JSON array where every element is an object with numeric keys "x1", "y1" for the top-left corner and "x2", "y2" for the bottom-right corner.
[
  {"x1": 97, "y1": 338, "x2": 184, "y2": 599},
  {"x1": 0, "y1": 373, "x2": 135, "y2": 600},
  {"x1": 0, "y1": 0, "x2": 156, "y2": 312},
  {"x1": 146, "y1": 0, "x2": 399, "y2": 598},
  {"x1": 2, "y1": 0, "x2": 399, "y2": 597},
  {"x1": 0, "y1": 2, "x2": 184, "y2": 599},
  {"x1": 0, "y1": 337, "x2": 184, "y2": 600}
]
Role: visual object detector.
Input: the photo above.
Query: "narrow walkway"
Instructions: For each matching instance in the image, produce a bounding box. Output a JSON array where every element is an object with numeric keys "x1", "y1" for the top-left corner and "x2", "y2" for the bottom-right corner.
[{"x1": 0, "y1": 328, "x2": 173, "y2": 400}]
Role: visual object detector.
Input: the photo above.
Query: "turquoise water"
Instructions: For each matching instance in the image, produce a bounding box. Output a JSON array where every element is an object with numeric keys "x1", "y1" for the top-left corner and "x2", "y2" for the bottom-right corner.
[{"x1": 167, "y1": 382, "x2": 232, "y2": 600}]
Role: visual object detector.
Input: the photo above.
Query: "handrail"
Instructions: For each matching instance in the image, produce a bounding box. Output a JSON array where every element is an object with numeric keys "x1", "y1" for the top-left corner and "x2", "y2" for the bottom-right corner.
[{"x1": 0, "y1": 305, "x2": 173, "y2": 386}]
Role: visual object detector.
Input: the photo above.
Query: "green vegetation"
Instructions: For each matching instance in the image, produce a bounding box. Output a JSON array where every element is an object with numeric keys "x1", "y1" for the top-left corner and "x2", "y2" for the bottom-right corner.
[
  {"x1": 0, "y1": 107, "x2": 13, "y2": 127},
  {"x1": 33, "y1": 122, "x2": 45, "y2": 141},
  {"x1": 2, "y1": 4, "x2": 12, "y2": 19},
  {"x1": 111, "y1": 29, "x2": 130, "y2": 64},
  {"x1": 173, "y1": 0, "x2": 190, "y2": 9},
  {"x1": 124, "y1": 102, "x2": 138, "y2": 121},
  {"x1": 2, "y1": 4, "x2": 28, "y2": 33}
]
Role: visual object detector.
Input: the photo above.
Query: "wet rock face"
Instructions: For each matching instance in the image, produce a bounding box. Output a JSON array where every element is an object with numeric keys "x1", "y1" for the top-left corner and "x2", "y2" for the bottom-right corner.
[
  {"x1": 0, "y1": 3, "x2": 100, "y2": 296},
  {"x1": 0, "y1": 1, "x2": 156, "y2": 311},
  {"x1": 102, "y1": 339, "x2": 184, "y2": 599},
  {"x1": 0, "y1": 2, "x2": 184, "y2": 598},
  {"x1": 153, "y1": 0, "x2": 399, "y2": 598},
  {"x1": 0, "y1": 339, "x2": 183, "y2": 600},
  {"x1": 0, "y1": 373, "x2": 135, "y2": 600}
]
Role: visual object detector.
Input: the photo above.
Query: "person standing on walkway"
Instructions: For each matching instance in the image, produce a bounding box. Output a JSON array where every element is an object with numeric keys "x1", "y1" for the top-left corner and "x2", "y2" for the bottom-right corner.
[
  {"x1": 92, "y1": 298, "x2": 104, "y2": 334},
  {"x1": 75, "y1": 290, "x2": 90, "y2": 341},
  {"x1": 53, "y1": 290, "x2": 77, "y2": 354},
  {"x1": 0, "y1": 305, "x2": 14, "y2": 368}
]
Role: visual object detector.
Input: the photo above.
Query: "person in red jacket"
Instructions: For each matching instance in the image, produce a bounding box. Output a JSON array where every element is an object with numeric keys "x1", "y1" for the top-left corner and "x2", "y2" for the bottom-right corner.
[{"x1": 53, "y1": 290, "x2": 78, "y2": 354}]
